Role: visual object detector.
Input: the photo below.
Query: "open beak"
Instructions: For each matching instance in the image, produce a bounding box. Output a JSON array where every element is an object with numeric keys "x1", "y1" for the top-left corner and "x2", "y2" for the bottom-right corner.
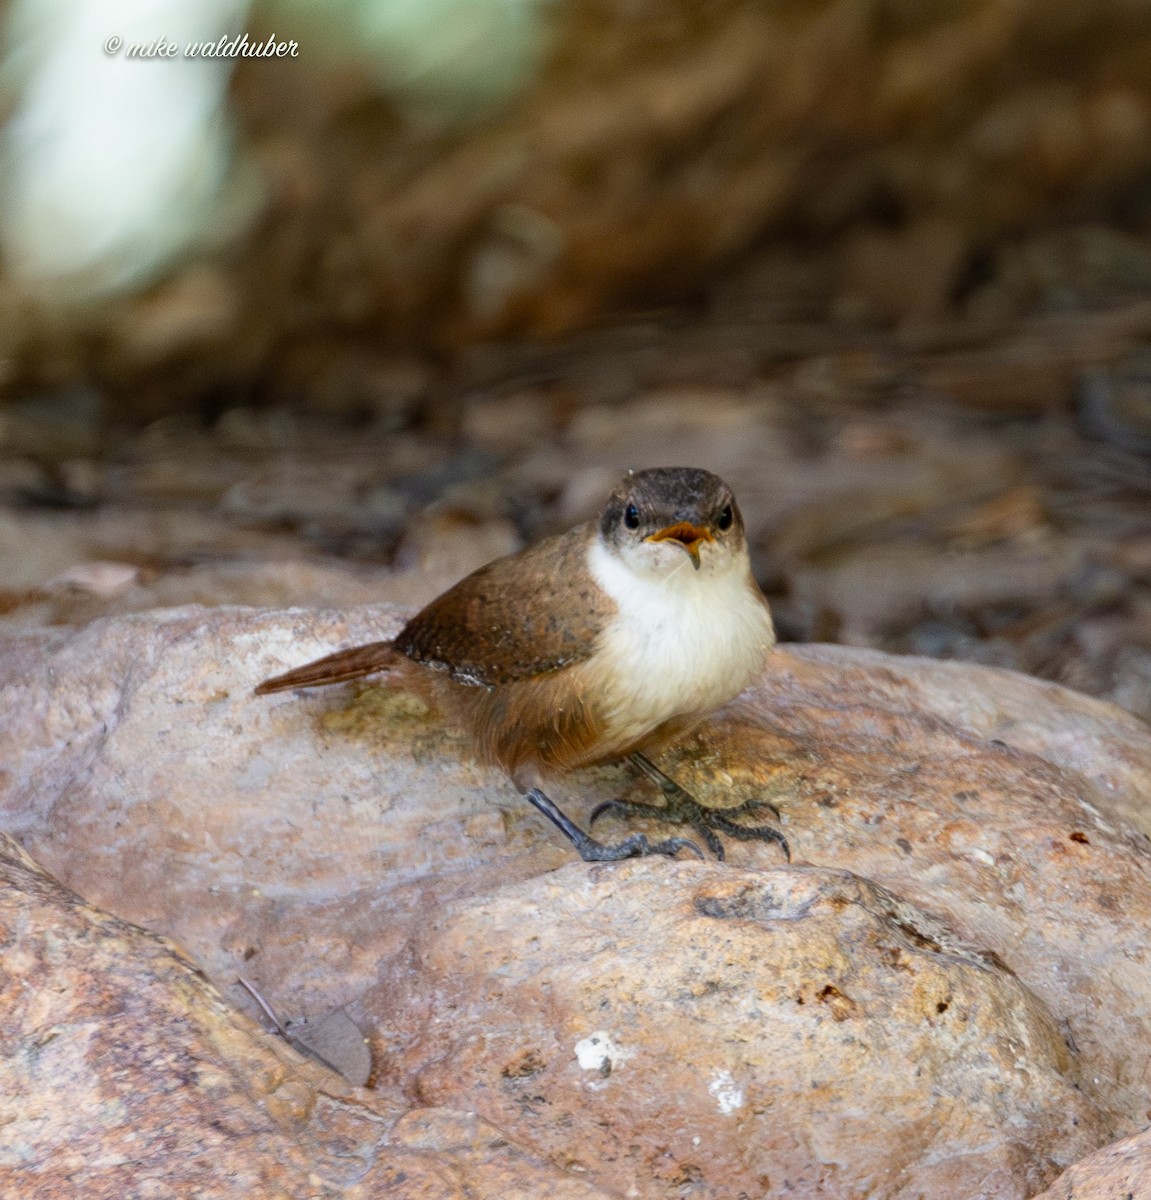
[{"x1": 645, "y1": 521, "x2": 713, "y2": 570}]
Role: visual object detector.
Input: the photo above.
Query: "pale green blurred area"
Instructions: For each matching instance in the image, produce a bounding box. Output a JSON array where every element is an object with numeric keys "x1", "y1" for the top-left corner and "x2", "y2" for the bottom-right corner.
[
  {"x1": 0, "y1": 0, "x2": 554, "y2": 303},
  {"x1": 270, "y1": 0, "x2": 554, "y2": 119}
]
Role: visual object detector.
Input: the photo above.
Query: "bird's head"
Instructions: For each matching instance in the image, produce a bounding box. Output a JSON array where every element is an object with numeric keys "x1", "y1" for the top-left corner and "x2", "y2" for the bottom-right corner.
[{"x1": 598, "y1": 467, "x2": 748, "y2": 578}]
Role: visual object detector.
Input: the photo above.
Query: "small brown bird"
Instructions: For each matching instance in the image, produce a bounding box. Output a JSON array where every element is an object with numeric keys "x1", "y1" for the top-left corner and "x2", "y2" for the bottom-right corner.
[{"x1": 256, "y1": 466, "x2": 787, "y2": 861}]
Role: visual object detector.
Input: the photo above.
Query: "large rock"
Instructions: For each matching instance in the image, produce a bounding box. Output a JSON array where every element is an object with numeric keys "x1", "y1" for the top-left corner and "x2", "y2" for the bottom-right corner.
[
  {"x1": 3, "y1": 603, "x2": 1151, "y2": 1195},
  {"x1": 0, "y1": 833, "x2": 619, "y2": 1199},
  {"x1": 1032, "y1": 1127, "x2": 1151, "y2": 1199},
  {"x1": 377, "y1": 860, "x2": 1101, "y2": 1198}
]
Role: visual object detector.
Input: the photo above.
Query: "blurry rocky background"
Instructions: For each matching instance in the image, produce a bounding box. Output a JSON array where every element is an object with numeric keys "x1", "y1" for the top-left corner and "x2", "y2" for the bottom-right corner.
[{"x1": 3, "y1": 1, "x2": 1151, "y2": 1195}]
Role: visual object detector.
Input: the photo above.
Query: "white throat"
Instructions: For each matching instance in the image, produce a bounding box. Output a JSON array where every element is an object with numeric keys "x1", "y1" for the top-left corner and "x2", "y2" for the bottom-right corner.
[{"x1": 586, "y1": 535, "x2": 775, "y2": 749}]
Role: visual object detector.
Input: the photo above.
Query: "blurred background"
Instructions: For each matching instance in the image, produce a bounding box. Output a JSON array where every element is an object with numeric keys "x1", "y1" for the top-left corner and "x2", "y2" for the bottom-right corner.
[{"x1": 0, "y1": 0, "x2": 1149, "y2": 719}]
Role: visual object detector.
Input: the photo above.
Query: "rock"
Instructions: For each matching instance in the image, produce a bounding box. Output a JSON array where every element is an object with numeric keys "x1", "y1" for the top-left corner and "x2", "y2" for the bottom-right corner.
[
  {"x1": 914, "y1": 302, "x2": 1151, "y2": 411},
  {"x1": 0, "y1": 465, "x2": 521, "y2": 632},
  {"x1": 390, "y1": 508, "x2": 522, "y2": 578},
  {"x1": 377, "y1": 859, "x2": 1102, "y2": 1198},
  {"x1": 787, "y1": 538, "x2": 1088, "y2": 645},
  {"x1": 1079, "y1": 352, "x2": 1151, "y2": 455},
  {"x1": 3, "y1": 605, "x2": 1151, "y2": 1195},
  {"x1": 0, "y1": 455, "x2": 46, "y2": 494},
  {"x1": 0, "y1": 833, "x2": 617, "y2": 1199},
  {"x1": 0, "y1": 506, "x2": 318, "y2": 595},
  {"x1": 0, "y1": 387, "x2": 103, "y2": 459},
  {"x1": 0, "y1": 379, "x2": 1144, "y2": 729},
  {"x1": 917, "y1": 342, "x2": 1077, "y2": 411},
  {"x1": 43, "y1": 559, "x2": 141, "y2": 597},
  {"x1": 1031, "y1": 1127, "x2": 1151, "y2": 1199},
  {"x1": 0, "y1": 604, "x2": 565, "y2": 1026},
  {"x1": 461, "y1": 388, "x2": 560, "y2": 452},
  {"x1": 836, "y1": 217, "x2": 970, "y2": 326}
]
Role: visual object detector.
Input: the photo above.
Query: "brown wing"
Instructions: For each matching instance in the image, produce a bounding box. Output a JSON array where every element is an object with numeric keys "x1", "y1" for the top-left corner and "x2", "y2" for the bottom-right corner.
[
  {"x1": 393, "y1": 521, "x2": 616, "y2": 687},
  {"x1": 254, "y1": 641, "x2": 398, "y2": 695}
]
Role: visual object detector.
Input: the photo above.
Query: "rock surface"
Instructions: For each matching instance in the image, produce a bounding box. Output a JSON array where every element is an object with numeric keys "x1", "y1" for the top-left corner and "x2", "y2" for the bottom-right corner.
[
  {"x1": 1031, "y1": 1127, "x2": 1151, "y2": 1199},
  {"x1": 3, "y1": 603, "x2": 1151, "y2": 1195},
  {"x1": 0, "y1": 833, "x2": 618, "y2": 1199},
  {"x1": 377, "y1": 860, "x2": 1101, "y2": 1198}
]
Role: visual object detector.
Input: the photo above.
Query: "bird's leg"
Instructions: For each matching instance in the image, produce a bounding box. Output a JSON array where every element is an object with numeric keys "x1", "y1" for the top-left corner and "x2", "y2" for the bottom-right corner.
[
  {"x1": 589, "y1": 752, "x2": 790, "y2": 862},
  {"x1": 523, "y1": 787, "x2": 703, "y2": 862}
]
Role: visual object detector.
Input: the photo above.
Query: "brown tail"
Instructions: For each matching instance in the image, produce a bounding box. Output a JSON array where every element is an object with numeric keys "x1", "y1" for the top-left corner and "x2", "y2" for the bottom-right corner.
[{"x1": 254, "y1": 640, "x2": 399, "y2": 695}]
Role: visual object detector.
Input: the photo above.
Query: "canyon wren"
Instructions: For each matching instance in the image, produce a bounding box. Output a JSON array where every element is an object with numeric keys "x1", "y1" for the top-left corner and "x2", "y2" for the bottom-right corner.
[{"x1": 255, "y1": 466, "x2": 788, "y2": 862}]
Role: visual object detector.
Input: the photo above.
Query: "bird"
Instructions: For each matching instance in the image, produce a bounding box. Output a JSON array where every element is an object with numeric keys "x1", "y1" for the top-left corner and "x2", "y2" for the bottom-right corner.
[{"x1": 255, "y1": 466, "x2": 788, "y2": 862}]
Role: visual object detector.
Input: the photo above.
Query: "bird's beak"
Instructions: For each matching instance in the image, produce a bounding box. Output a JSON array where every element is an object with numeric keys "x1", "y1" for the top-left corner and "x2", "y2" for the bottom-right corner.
[{"x1": 645, "y1": 522, "x2": 713, "y2": 570}]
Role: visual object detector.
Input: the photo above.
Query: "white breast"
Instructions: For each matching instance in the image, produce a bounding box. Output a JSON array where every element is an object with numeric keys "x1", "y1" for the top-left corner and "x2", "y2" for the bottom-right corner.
[{"x1": 587, "y1": 537, "x2": 775, "y2": 749}]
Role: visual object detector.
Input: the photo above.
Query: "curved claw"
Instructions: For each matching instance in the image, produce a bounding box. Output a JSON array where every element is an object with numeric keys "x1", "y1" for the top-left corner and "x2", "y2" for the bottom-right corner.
[
  {"x1": 649, "y1": 836, "x2": 706, "y2": 860},
  {"x1": 740, "y1": 796, "x2": 783, "y2": 822},
  {"x1": 688, "y1": 822, "x2": 727, "y2": 861},
  {"x1": 589, "y1": 798, "x2": 630, "y2": 827},
  {"x1": 708, "y1": 812, "x2": 791, "y2": 861}
]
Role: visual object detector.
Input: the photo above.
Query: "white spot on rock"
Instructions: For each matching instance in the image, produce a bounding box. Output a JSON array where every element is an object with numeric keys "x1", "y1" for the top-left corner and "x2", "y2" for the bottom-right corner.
[
  {"x1": 574, "y1": 1031, "x2": 633, "y2": 1074},
  {"x1": 708, "y1": 1069, "x2": 744, "y2": 1114}
]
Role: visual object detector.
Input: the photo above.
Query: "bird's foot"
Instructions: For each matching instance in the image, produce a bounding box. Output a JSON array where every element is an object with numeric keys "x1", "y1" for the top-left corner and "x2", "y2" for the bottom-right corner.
[
  {"x1": 588, "y1": 754, "x2": 791, "y2": 863},
  {"x1": 525, "y1": 787, "x2": 704, "y2": 862}
]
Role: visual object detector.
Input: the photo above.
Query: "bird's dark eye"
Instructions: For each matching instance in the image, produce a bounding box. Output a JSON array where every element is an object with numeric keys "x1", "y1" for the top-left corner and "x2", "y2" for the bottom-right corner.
[
  {"x1": 717, "y1": 503, "x2": 734, "y2": 531},
  {"x1": 624, "y1": 503, "x2": 640, "y2": 530}
]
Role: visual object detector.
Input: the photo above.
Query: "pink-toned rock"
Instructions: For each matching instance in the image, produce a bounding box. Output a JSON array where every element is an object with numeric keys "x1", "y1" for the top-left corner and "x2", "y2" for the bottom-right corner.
[
  {"x1": 0, "y1": 833, "x2": 618, "y2": 1199},
  {"x1": 377, "y1": 859, "x2": 1101, "y2": 1198},
  {"x1": 1032, "y1": 1126, "x2": 1151, "y2": 1199},
  {"x1": 3, "y1": 604, "x2": 1151, "y2": 1195}
]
